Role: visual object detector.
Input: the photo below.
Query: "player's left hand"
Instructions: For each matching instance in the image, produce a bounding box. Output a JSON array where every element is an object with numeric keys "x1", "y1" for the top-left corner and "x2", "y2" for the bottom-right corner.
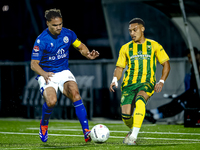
[
  {"x1": 87, "y1": 50, "x2": 100, "y2": 59},
  {"x1": 109, "y1": 77, "x2": 118, "y2": 92},
  {"x1": 154, "y1": 82, "x2": 164, "y2": 93}
]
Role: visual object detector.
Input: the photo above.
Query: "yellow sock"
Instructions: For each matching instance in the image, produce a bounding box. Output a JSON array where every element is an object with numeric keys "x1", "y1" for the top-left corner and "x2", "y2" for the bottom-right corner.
[
  {"x1": 122, "y1": 114, "x2": 133, "y2": 129},
  {"x1": 133, "y1": 96, "x2": 146, "y2": 128}
]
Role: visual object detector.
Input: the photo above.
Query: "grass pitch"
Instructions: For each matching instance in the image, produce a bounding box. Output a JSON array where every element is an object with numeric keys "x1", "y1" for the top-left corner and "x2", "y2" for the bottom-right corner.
[{"x1": 0, "y1": 118, "x2": 200, "y2": 150}]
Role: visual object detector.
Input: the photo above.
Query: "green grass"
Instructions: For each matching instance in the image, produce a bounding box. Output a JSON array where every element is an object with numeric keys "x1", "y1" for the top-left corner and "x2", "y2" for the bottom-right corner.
[{"x1": 0, "y1": 118, "x2": 200, "y2": 150}]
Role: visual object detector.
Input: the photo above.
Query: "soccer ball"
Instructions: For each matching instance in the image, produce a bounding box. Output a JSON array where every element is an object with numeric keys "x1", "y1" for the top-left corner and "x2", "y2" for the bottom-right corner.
[{"x1": 90, "y1": 124, "x2": 110, "y2": 143}]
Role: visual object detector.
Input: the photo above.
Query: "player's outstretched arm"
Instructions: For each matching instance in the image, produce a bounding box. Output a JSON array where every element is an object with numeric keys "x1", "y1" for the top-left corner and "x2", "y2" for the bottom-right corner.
[
  {"x1": 154, "y1": 61, "x2": 170, "y2": 93},
  {"x1": 77, "y1": 43, "x2": 99, "y2": 60},
  {"x1": 110, "y1": 66, "x2": 124, "y2": 92},
  {"x1": 31, "y1": 59, "x2": 54, "y2": 84}
]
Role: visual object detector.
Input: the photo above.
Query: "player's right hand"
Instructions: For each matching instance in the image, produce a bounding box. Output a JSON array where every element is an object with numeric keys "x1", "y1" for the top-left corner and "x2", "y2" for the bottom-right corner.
[{"x1": 42, "y1": 72, "x2": 55, "y2": 84}]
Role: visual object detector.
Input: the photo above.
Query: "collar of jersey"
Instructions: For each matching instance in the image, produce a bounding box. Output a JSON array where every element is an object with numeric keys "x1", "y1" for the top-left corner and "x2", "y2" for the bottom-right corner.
[{"x1": 47, "y1": 29, "x2": 59, "y2": 39}]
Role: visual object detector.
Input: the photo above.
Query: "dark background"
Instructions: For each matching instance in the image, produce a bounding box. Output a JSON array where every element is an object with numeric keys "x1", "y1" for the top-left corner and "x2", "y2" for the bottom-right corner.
[{"x1": 0, "y1": 0, "x2": 199, "y2": 119}]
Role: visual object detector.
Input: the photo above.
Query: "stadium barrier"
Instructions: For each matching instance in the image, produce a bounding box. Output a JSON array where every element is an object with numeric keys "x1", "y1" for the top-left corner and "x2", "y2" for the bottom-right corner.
[{"x1": 22, "y1": 75, "x2": 94, "y2": 120}]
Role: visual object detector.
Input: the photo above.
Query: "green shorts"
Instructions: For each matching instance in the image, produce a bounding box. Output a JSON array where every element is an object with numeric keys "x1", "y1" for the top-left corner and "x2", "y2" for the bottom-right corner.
[{"x1": 120, "y1": 82, "x2": 155, "y2": 106}]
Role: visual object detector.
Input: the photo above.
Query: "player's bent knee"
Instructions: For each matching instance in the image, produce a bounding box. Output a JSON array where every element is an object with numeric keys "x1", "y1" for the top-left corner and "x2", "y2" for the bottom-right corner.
[
  {"x1": 72, "y1": 91, "x2": 81, "y2": 101},
  {"x1": 121, "y1": 104, "x2": 132, "y2": 115},
  {"x1": 46, "y1": 97, "x2": 57, "y2": 107},
  {"x1": 135, "y1": 95, "x2": 146, "y2": 105}
]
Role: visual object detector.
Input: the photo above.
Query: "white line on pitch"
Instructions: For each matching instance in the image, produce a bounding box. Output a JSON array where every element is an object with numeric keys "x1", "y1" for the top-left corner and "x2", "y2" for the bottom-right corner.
[
  {"x1": 26, "y1": 128, "x2": 200, "y2": 136},
  {"x1": 109, "y1": 135, "x2": 200, "y2": 141},
  {"x1": 0, "y1": 131, "x2": 200, "y2": 142},
  {"x1": 0, "y1": 132, "x2": 83, "y2": 137}
]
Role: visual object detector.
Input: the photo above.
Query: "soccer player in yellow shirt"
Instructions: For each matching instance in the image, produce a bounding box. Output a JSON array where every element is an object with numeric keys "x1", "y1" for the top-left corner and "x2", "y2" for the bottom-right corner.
[{"x1": 109, "y1": 18, "x2": 170, "y2": 145}]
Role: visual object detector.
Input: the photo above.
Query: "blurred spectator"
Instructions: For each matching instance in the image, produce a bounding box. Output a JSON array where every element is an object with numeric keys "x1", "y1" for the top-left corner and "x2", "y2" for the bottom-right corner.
[{"x1": 145, "y1": 47, "x2": 200, "y2": 123}]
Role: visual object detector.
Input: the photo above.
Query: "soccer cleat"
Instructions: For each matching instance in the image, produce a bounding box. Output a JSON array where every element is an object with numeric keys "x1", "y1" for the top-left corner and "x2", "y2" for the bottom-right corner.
[
  {"x1": 84, "y1": 129, "x2": 91, "y2": 143},
  {"x1": 123, "y1": 130, "x2": 132, "y2": 144},
  {"x1": 39, "y1": 120, "x2": 48, "y2": 142},
  {"x1": 127, "y1": 136, "x2": 137, "y2": 145},
  {"x1": 145, "y1": 110, "x2": 157, "y2": 124}
]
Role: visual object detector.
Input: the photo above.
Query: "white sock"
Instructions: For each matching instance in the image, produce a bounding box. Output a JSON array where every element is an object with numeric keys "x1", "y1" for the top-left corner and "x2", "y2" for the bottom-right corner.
[
  {"x1": 153, "y1": 114, "x2": 160, "y2": 120},
  {"x1": 150, "y1": 109, "x2": 159, "y2": 114},
  {"x1": 150, "y1": 109, "x2": 163, "y2": 120},
  {"x1": 130, "y1": 127, "x2": 140, "y2": 139}
]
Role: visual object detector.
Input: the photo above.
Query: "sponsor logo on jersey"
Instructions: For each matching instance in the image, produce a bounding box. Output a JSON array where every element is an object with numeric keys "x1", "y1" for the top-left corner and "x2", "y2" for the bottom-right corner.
[
  {"x1": 32, "y1": 53, "x2": 39, "y2": 57},
  {"x1": 63, "y1": 36, "x2": 69, "y2": 43},
  {"x1": 138, "y1": 51, "x2": 143, "y2": 55},
  {"x1": 57, "y1": 49, "x2": 65, "y2": 55},
  {"x1": 51, "y1": 43, "x2": 54, "y2": 47},
  {"x1": 130, "y1": 52, "x2": 151, "y2": 61},
  {"x1": 33, "y1": 46, "x2": 39, "y2": 52},
  {"x1": 147, "y1": 45, "x2": 152, "y2": 51},
  {"x1": 48, "y1": 48, "x2": 68, "y2": 60},
  {"x1": 37, "y1": 39, "x2": 40, "y2": 44}
]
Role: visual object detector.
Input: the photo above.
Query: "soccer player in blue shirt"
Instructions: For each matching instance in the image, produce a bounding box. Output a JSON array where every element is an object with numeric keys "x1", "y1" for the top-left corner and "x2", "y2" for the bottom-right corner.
[{"x1": 31, "y1": 9, "x2": 99, "y2": 143}]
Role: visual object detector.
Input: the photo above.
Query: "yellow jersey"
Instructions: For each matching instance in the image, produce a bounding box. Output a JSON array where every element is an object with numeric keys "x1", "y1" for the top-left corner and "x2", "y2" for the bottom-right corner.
[{"x1": 116, "y1": 38, "x2": 169, "y2": 88}]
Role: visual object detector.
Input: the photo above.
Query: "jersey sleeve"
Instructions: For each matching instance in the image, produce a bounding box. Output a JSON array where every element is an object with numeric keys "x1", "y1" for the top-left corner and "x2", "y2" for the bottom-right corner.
[
  {"x1": 70, "y1": 30, "x2": 81, "y2": 48},
  {"x1": 116, "y1": 45, "x2": 127, "y2": 68},
  {"x1": 72, "y1": 38, "x2": 81, "y2": 48},
  {"x1": 31, "y1": 38, "x2": 44, "y2": 61},
  {"x1": 155, "y1": 43, "x2": 170, "y2": 64}
]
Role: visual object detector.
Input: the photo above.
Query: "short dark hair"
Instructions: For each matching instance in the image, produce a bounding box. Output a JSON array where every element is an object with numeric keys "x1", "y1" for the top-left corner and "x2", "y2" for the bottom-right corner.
[
  {"x1": 129, "y1": 18, "x2": 145, "y2": 27},
  {"x1": 45, "y1": 8, "x2": 62, "y2": 21},
  {"x1": 185, "y1": 47, "x2": 199, "y2": 56}
]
